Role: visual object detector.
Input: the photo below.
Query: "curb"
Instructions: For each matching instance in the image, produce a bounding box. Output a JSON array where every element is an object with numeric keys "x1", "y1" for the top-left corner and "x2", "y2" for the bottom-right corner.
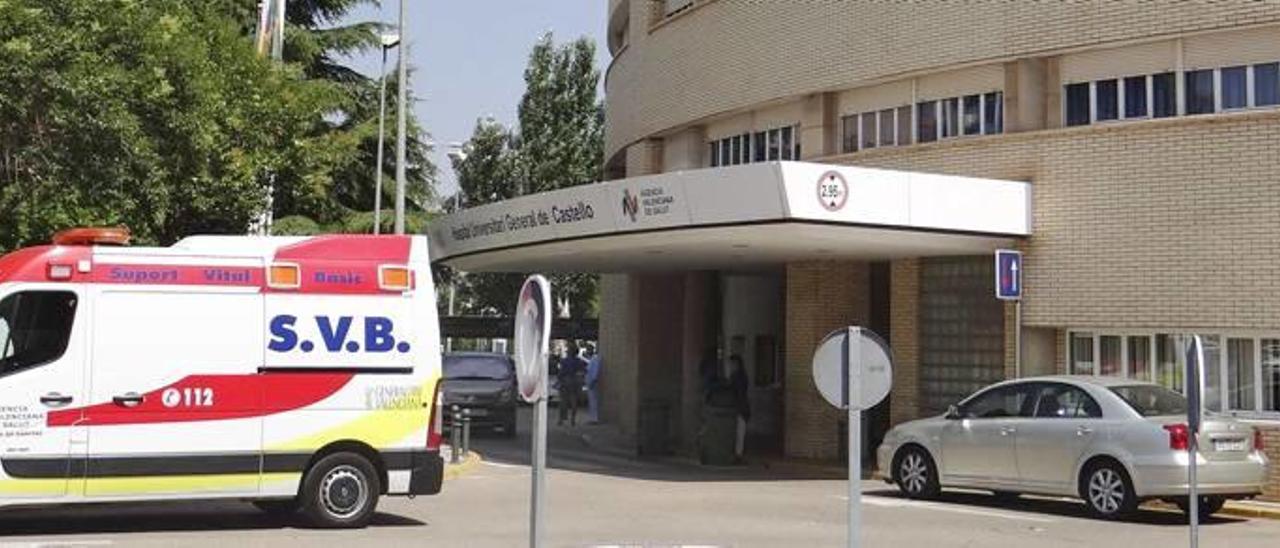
[
  {"x1": 443, "y1": 450, "x2": 483, "y2": 480},
  {"x1": 1221, "y1": 501, "x2": 1280, "y2": 520},
  {"x1": 1145, "y1": 499, "x2": 1280, "y2": 521}
]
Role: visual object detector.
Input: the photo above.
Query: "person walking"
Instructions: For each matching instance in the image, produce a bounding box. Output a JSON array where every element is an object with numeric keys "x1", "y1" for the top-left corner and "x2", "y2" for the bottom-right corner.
[
  {"x1": 728, "y1": 355, "x2": 751, "y2": 462},
  {"x1": 584, "y1": 343, "x2": 602, "y2": 424},
  {"x1": 557, "y1": 343, "x2": 587, "y2": 427}
]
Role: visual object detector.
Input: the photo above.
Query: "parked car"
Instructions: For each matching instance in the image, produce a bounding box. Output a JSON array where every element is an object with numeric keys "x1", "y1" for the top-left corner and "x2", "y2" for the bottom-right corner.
[
  {"x1": 442, "y1": 352, "x2": 518, "y2": 437},
  {"x1": 876, "y1": 376, "x2": 1268, "y2": 520}
]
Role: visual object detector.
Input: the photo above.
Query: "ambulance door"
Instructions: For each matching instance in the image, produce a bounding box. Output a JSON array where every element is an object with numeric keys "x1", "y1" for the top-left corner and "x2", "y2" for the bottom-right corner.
[
  {"x1": 84, "y1": 288, "x2": 264, "y2": 498},
  {"x1": 0, "y1": 285, "x2": 87, "y2": 501}
]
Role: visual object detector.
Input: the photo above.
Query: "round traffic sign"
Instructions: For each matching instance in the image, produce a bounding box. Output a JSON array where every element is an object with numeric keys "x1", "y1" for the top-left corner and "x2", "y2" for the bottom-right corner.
[
  {"x1": 514, "y1": 275, "x2": 551, "y2": 403},
  {"x1": 812, "y1": 327, "x2": 893, "y2": 410}
]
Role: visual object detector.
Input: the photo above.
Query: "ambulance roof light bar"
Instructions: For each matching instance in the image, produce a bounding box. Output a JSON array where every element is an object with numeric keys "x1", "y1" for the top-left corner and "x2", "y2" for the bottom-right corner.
[{"x1": 53, "y1": 227, "x2": 131, "y2": 247}]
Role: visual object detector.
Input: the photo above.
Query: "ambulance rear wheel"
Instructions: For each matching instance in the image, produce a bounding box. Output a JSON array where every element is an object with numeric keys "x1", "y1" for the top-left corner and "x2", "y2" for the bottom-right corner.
[{"x1": 300, "y1": 452, "x2": 381, "y2": 528}]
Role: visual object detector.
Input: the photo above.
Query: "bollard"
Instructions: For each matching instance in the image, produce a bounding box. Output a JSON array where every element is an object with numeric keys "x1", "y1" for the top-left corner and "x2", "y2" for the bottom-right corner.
[
  {"x1": 450, "y1": 405, "x2": 462, "y2": 464},
  {"x1": 461, "y1": 407, "x2": 472, "y2": 457}
]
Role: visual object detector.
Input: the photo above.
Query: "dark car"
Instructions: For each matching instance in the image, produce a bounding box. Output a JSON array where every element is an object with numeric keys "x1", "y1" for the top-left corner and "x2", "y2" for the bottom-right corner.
[{"x1": 442, "y1": 352, "x2": 518, "y2": 436}]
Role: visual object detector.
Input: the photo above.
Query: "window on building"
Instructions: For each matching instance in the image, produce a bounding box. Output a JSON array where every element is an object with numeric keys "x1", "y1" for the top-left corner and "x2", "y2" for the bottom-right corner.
[
  {"x1": 860, "y1": 113, "x2": 876, "y2": 150},
  {"x1": 753, "y1": 131, "x2": 766, "y2": 162},
  {"x1": 720, "y1": 139, "x2": 732, "y2": 166},
  {"x1": 917, "y1": 101, "x2": 938, "y2": 143},
  {"x1": 841, "y1": 115, "x2": 857, "y2": 153},
  {"x1": 1070, "y1": 331, "x2": 1280, "y2": 416},
  {"x1": 1221, "y1": 65, "x2": 1248, "y2": 110},
  {"x1": 1256, "y1": 62, "x2": 1280, "y2": 107},
  {"x1": 1153, "y1": 72, "x2": 1177, "y2": 118},
  {"x1": 897, "y1": 105, "x2": 914, "y2": 144},
  {"x1": 1228, "y1": 338, "x2": 1256, "y2": 411},
  {"x1": 1128, "y1": 335, "x2": 1152, "y2": 381},
  {"x1": 983, "y1": 92, "x2": 1003, "y2": 134},
  {"x1": 1070, "y1": 332, "x2": 1095, "y2": 375},
  {"x1": 941, "y1": 97, "x2": 959, "y2": 138},
  {"x1": 1264, "y1": 339, "x2": 1280, "y2": 412},
  {"x1": 742, "y1": 133, "x2": 753, "y2": 164},
  {"x1": 878, "y1": 109, "x2": 895, "y2": 146},
  {"x1": 767, "y1": 129, "x2": 780, "y2": 161},
  {"x1": 730, "y1": 135, "x2": 742, "y2": 165},
  {"x1": 0, "y1": 291, "x2": 79, "y2": 377},
  {"x1": 780, "y1": 127, "x2": 794, "y2": 161},
  {"x1": 1095, "y1": 79, "x2": 1119, "y2": 122},
  {"x1": 1065, "y1": 82, "x2": 1091, "y2": 126},
  {"x1": 1100, "y1": 335, "x2": 1122, "y2": 376},
  {"x1": 1185, "y1": 69, "x2": 1215, "y2": 115},
  {"x1": 1123, "y1": 76, "x2": 1148, "y2": 118},
  {"x1": 962, "y1": 94, "x2": 981, "y2": 135}
]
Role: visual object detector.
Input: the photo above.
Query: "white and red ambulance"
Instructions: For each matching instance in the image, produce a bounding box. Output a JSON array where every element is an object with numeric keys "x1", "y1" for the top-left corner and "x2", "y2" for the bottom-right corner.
[{"x1": 0, "y1": 228, "x2": 444, "y2": 527}]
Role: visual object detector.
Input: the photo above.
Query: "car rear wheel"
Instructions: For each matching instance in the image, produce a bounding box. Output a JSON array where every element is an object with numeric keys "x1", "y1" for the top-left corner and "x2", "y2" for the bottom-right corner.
[
  {"x1": 895, "y1": 446, "x2": 940, "y2": 500},
  {"x1": 1175, "y1": 495, "x2": 1226, "y2": 521},
  {"x1": 299, "y1": 452, "x2": 381, "y2": 528},
  {"x1": 1080, "y1": 461, "x2": 1137, "y2": 519}
]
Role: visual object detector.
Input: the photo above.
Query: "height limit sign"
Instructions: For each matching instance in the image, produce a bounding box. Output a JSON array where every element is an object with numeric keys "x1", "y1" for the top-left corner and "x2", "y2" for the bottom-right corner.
[{"x1": 995, "y1": 249, "x2": 1022, "y2": 301}]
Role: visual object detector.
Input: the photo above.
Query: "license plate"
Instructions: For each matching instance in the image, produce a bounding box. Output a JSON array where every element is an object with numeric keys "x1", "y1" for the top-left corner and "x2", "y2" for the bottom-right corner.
[{"x1": 1214, "y1": 438, "x2": 1247, "y2": 452}]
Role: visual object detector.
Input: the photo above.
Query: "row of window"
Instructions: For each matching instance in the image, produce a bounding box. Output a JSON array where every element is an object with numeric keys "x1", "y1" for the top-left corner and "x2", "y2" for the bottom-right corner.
[
  {"x1": 840, "y1": 92, "x2": 1003, "y2": 154},
  {"x1": 1065, "y1": 62, "x2": 1280, "y2": 126},
  {"x1": 708, "y1": 125, "x2": 802, "y2": 167},
  {"x1": 1069, "y1": 331, "x2": 1280, "y2": 417}
]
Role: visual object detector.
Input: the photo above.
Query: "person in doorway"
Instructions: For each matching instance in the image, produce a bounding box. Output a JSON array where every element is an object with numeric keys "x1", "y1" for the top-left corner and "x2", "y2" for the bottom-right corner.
[
  {"x1": 557, "y1": 343, "x2": 587, "y2": 427},
  {"x1": 729, "y1": 355, "x2": 751, "y2": 462},
  {"x1": 584, "y1": 343, "x2": 602, "y2": 424}
]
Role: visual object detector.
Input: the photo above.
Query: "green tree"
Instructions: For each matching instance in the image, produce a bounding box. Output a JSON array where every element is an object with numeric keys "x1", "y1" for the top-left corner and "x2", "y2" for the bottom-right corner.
[
  {"x1": 514, "y1": 34, "x2": 603, "y2": 318},
  {"x1": 515, "y1": 34, "x2": 604, "y2": 194},
  {"x1": 0, "y1": 0, "x2": 348, "y2": 251},
  {"x1": 448, "y1": 35, "x2": 604, "y2": 318}
]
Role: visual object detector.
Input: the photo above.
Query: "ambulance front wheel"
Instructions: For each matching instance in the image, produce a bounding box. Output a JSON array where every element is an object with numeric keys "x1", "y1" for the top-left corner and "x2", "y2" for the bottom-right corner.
[{"x1": 300, "y1": 452, "x2": 382, "y2": 528}]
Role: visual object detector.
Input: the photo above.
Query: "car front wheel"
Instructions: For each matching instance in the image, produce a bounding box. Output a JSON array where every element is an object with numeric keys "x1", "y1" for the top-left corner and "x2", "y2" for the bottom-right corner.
[
  {"x1": 1080, "y1": 461, "x2": 1137, "y2": 519},
  {"x1": 895, "y1": 446, "x2": 940, "y2": 499}
]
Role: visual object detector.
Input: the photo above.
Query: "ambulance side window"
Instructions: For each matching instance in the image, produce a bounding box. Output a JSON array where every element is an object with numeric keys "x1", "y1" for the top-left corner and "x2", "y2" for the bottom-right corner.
[{"x1": 0, "y1": 291, "x2": 78, "y2": 378}]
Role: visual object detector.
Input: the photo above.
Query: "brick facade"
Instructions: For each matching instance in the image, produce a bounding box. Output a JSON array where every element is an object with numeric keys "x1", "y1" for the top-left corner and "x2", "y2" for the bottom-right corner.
[
  {"x1": 784, "y1": 261, "x2": 870, "y2": 460},
  {"x1": 889, "y1": 259, "x2": 921, "y2": 426},
  {"x1": 606, "y1": 0, "x2": 1280, "y2": 159}
]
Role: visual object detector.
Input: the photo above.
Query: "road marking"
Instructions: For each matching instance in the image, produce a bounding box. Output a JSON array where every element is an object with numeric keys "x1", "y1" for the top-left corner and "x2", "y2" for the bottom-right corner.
[
  {"x1": 481, "y1": 460, "x2": 527, "y2": 468},
  {"x1": 838, "y1": 495, "x2": 1057, "y2": 523},
  {"x1": 1, "y1": 541, "x2": 115, "y2": 548}
]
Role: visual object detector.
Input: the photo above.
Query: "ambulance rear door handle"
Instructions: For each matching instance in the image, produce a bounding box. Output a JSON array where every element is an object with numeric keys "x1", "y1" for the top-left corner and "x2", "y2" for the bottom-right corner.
[
  {"x1": 113, "y1": 393, "x2": 144, "y2": 407},
  {"x1": 40, "y1": 392, "x2": 73, "y2": 407}
]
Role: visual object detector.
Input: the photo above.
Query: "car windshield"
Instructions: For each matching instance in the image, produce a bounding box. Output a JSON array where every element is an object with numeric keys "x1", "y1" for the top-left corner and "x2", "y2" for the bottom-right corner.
[
  {"x1": 444, "y1": 355, "x2": 513, "y2": 380},
  {"x1": 1110, "y1": 384, "x2": 1188, "y2": 417}
]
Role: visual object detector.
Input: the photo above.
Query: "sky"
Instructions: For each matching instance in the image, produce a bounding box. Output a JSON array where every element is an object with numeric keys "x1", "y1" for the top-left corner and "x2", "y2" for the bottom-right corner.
[{"x1": 343, "y1": 1, "x2": 610, "y2": 198}]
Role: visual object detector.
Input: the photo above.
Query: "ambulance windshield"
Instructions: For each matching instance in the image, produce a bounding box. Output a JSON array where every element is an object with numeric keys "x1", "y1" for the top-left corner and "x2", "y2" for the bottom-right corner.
[{"x1": 0, "y1": 291, "x2": 78, "y2": 376}]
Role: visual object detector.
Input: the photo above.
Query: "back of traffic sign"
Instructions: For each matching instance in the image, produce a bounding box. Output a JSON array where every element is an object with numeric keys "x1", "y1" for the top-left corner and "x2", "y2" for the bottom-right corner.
[{"x1": 811, "y1": 327, "x2": 893, "y2": 410}]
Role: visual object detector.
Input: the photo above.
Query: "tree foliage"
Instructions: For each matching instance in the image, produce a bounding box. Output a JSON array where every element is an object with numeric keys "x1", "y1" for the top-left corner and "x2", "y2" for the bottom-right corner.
[
  {"x1": 448, "y1": 34, "x2": 603, "y2": 319},
  {"x1": 0, "y1": 0, "x2": 346, "y2": 251}
]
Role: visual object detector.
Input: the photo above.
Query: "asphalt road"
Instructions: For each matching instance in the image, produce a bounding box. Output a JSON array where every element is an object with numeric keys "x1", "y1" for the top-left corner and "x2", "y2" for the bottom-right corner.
[{"x1": 1, "y1": 413, "x2": 1278, "y2": 547}]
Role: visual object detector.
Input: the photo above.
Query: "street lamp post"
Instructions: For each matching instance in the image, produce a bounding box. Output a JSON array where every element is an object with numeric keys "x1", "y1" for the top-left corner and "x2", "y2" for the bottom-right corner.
[
  {"x1": 373, "y1": 34, "x2": 400, "y2": 235},
  {"x1": 393, "y1": 0, "x2": 409, "y2": 235}
]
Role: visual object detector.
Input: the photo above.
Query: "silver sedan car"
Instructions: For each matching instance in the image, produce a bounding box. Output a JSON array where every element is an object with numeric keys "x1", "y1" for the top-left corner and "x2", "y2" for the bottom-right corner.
[{"x1": 876, "y1": 376, "x2": 1269, "y2": 519}]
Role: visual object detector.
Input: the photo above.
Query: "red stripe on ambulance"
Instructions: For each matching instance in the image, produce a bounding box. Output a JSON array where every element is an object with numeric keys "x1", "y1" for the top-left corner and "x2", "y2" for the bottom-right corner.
[{"x1": 46, "y1": 372, "x2": 353, "y2": 427}]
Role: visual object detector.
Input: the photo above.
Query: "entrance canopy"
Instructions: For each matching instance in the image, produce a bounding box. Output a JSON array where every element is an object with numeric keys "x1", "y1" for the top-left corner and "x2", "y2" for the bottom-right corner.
[{"x1": 429, "y1": 162, "x2": 1030, "y2": 272}]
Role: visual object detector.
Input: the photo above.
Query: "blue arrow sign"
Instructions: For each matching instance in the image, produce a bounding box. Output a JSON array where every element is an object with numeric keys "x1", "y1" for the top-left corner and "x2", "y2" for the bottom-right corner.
[{"x1": 995, "y1": 250, "x2": 1022, "y2": 301}]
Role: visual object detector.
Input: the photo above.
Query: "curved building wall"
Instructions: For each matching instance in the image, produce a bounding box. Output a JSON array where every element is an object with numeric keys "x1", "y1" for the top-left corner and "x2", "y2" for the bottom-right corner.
[{"x1": 606, "y1": 0, "x2": 1280, "y2": 159}]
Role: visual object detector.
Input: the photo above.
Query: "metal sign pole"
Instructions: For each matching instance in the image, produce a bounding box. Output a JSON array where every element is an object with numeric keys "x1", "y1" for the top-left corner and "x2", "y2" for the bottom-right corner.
[
  {"x1": 531, "y1": 361, "x2": 547, "y2": 548},
  {"x1": 1187, "y1": 335, "x2": 1204, "y2": 548},
  {"x1": 1014, "y1": 301, "x2": 1023, "y2": 378},
  {"x1": 846, "y1": 327, "x2": 862, "y2": 548}
]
